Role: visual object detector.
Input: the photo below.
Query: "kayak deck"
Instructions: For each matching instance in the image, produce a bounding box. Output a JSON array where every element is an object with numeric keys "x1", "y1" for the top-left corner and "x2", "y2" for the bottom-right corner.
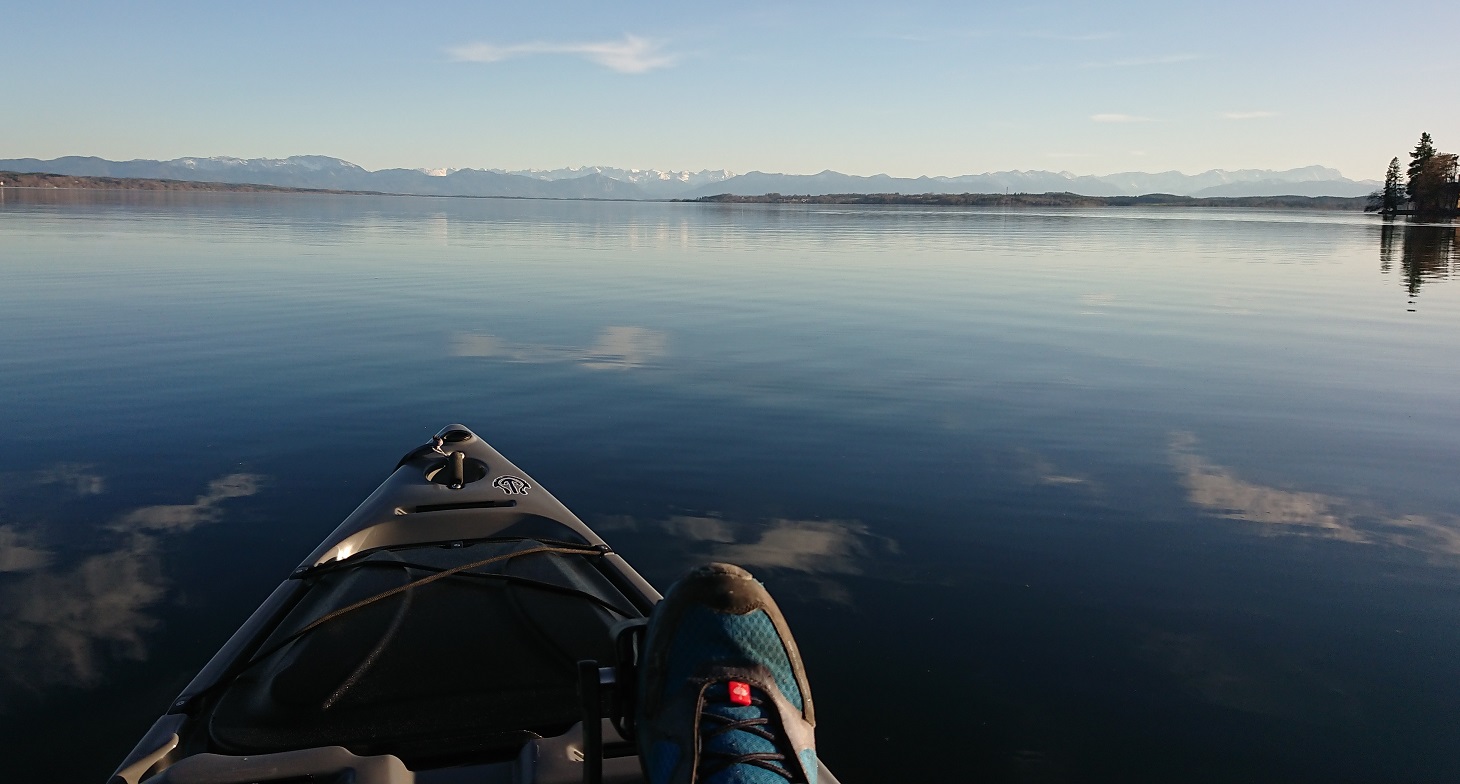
[{"x1": 208, "y1": 537, "x2": 637, "y2": 762}]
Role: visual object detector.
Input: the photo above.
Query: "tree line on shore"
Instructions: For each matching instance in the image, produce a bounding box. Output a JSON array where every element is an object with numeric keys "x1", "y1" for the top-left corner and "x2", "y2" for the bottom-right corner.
[
  {"x1": 1367, "y1": 132, "x2": 1460, "y2": 217},
  {"x1": 695, "y1": 192, "x2": 1367, "y2": 210}
]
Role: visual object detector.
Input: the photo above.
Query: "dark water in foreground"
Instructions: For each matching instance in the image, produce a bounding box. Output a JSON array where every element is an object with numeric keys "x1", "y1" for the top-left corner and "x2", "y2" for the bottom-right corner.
[{"x1": 2, "y1": 191, "x2": 1459, "y2": 783}]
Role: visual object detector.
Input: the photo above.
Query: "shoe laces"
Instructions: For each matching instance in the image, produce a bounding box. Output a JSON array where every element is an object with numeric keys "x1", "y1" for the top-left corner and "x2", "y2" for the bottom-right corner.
[{"x1": 697, "y1": 681, "x2": 794, "y2": 782}]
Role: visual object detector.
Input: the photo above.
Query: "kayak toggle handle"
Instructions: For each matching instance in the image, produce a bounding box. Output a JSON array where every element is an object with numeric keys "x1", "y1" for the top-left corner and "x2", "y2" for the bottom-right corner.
[
  {"x1": 421, "y1": 452, "x2": 487, "y2": 488},
  {"x1": 448, "y1": 451, "x2": 466, "y2": 489}
]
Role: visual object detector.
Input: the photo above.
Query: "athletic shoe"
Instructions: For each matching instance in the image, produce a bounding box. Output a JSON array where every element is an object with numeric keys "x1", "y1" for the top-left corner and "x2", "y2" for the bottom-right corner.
[{"x1": 635, "y1": 563, "x2": 818, "y2": 784}]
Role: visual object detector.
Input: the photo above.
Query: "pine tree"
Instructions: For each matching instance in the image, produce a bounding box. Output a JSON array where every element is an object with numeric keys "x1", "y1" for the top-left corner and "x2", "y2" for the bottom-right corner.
[
  {"x1": 1408, "y1": 132, "x2": 1436, "y2": 182},
  {"x1": 1382, "y1": 157, "x2": 1404, "y2": 214}
]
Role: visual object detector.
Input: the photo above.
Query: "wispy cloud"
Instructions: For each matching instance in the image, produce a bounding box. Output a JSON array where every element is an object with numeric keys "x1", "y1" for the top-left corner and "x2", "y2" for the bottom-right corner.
[
  {"x1": 875, "y1": 27, "x2": 988, "y2": 43},
  {"x1": 447, "y1": 34, "x2": 678, "y2": 74},
  {"x1": 1091, "y1": 113, "x2": 1154, "y2": 123},
  {"x1": 1221, "y1": 110, "x2": 1278, "y2": 120},
  {"x1": 1082, "y1": 53, "x2": 1201, "y2": 68},
  {"x1": 1026, "y1": 31, "x2": 1119, "y2": 41}
]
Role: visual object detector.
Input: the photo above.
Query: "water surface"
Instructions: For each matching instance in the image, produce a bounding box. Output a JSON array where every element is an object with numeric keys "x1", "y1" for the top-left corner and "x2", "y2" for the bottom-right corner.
[{"x1": 2, "y1": 191, "x2": 1458, "y2": 782}]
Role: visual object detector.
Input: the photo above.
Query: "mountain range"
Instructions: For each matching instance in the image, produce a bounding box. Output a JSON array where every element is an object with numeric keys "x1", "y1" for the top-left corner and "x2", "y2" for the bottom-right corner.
[{"x1": 0, "y1": 155, "x2": 1379, "y2": 200}]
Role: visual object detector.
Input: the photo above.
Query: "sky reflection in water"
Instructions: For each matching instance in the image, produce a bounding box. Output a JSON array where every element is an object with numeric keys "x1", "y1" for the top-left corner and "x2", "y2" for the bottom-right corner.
[
  {"x1": 2, "y1": 191, "x2": 1459, "y2": 782},
  {"x1": 0, "y1": 469, "x2": 260, "y2": 706}
]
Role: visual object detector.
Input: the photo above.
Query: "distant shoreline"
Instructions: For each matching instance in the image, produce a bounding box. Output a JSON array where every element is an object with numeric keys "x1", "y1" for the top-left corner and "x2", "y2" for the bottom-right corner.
[
  {"x1": 0, "y1": 171, "x2": 382, "y2": 195},
  {"x1": 687, "y1": 192, "x2": 1370, "y2": 210},
  {"x1": 0, "y1": 170, "x2": 1370, "y2": 210}
]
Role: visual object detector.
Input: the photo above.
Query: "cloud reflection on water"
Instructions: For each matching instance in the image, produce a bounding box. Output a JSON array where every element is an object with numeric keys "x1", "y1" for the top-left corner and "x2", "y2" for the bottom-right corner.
[
  {"x1": 600, "y1": 514, "x2": 897, "y2": 602},
  {"x1": 452, "y1": 325, "x2": 668, "y2": 370},
  {"x1": 2, "y1": 534, "x2": 166, "y2": 690},
  {"x1": 35, "y1": 464, "x2": 106, "y2": 496},
  {"x1": 1170, "y1": 432, "x2": 1460, "y2": 556},
  {"x1": 0, "y1": 471, "x2": 261, "y2": 705},
  {"x1": 1016, "y1": 450, "x2": 1099, "y2": 490},
  {"x1": 112, "y1": 473, "x2": 262, "y2": 533},
  {"x1": 0, "y1": 526, "x2": 52, "y2": 573}
]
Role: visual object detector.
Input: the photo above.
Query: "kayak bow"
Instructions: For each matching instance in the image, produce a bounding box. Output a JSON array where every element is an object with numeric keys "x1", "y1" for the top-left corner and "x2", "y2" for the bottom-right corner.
[{"x1": 111, "y1": 424, "x2": 664, "y2": 784}]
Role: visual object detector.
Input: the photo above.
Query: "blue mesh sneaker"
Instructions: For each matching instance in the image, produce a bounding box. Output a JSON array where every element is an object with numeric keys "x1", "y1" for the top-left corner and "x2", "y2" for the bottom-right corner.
[{"x1": 636, "y1": 563, "x2": 818, "y2": 784}]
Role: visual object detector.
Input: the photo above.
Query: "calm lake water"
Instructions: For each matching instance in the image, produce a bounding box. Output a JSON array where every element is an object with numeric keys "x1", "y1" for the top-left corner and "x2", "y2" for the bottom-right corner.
[{"x1": 2, "y1": 190, "x2": 1459, "y2": 783}]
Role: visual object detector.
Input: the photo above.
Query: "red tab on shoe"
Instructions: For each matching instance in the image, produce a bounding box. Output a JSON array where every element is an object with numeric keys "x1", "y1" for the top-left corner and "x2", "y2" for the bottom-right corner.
[{"x1": 728, "y1": 680, "x2": 752, "y2": 706}]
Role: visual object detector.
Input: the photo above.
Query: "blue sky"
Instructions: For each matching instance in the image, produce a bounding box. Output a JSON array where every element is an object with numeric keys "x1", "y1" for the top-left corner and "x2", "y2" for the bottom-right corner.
[{"x1": 5, "y1": 1, "x2": 1457, "y2": 178}]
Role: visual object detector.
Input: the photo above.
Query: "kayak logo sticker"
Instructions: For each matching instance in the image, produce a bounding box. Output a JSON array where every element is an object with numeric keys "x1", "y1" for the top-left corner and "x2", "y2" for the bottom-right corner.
[{"x1": 493, "y1": 475, "x2": 531, "y2": 495}]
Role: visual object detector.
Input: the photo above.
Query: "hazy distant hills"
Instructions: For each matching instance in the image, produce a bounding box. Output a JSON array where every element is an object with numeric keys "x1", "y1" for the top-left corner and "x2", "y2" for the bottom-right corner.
[
  {"x1": 0, "y1": 155, "x2": 1379, "y2": 199},
  {"x1": 0, "y1": 156, "x2": 653, "y2": 199},
  {"x1": 680, "y1": 166, "x2": 1377, "y2": 199}
]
